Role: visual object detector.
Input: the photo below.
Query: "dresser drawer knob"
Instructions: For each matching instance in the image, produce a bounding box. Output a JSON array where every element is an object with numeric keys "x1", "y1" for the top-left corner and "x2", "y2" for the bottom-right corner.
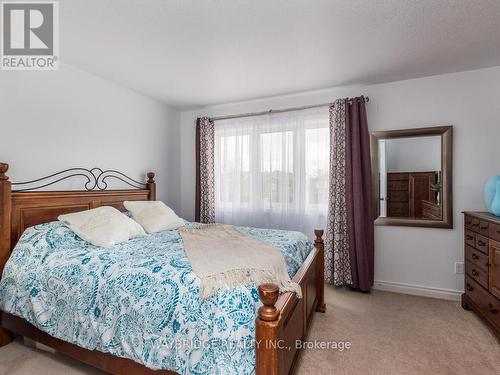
[
  {"x1": 471, "y1": 269, "x2": 479, "y2": 277},
  {"x1": 478, "y1": 240, "x2": 486, "y2": 246},
  {"x1": 466, "y1": 283, "x2": 474, "y2": 292},
  {"x1": 489, "y1": 303, "x2": 498, "y2": 314},
  {"x1": 472, "y1": 253, "x2": 479, "y2": 260},
  {"x1": 466, "y1": 235, "x2": 474, "y2": 240},
  {"x1": 480, "y1": 226, "x2": 488, "y2": 230}
]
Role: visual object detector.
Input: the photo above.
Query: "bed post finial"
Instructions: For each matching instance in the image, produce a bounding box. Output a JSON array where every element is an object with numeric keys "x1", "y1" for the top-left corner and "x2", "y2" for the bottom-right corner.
[
  {"x1": 314, "y1": 229, "x2": 324, "y2": 243},
  {"x1": 146, "y1": 172, "x2": 156, "y2": 201},
  {"x1": 0, "y1": 163, "x2": 9, "y2": 180},
  {"x1": 314, "y1": 229, "x2": 326, "y2": 313},
  {"x1": 256, "y1": 284, "x2": 280, "y2": 375},
  {"x1": 147, "y1": 172, "x2": 155, "y2": 184},
  {"x1": 258, "y1": 284, "x2": 280, "y2": 321}
]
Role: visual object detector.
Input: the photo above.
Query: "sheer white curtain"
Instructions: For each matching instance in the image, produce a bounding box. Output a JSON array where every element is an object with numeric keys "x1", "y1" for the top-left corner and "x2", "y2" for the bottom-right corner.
[{"x1": 214, "y1": 107, "x2": 329, "y2": 237}]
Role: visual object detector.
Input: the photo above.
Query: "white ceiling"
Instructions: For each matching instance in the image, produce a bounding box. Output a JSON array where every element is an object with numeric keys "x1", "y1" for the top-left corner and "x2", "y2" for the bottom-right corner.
[{"x1": 61, "y1": 0, "x2": 500, "y2": 109}]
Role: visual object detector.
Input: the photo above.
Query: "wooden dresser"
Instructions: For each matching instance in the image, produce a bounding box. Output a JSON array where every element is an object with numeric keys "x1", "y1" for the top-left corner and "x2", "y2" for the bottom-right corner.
[
  {"x1": 387, "y1": 171, "x2": 438, "y2": 218},
  {"x1": 422, "y1": 200, "x2": 442, "y2": 220},
  {"x1": 462, "y1": 212, "x2": 500, "y2": 339}
]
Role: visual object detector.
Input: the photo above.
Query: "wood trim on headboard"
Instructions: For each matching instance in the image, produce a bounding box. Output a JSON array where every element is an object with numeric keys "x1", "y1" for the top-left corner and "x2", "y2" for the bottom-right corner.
[
  {"x1": 0, "y1": 163, "x2": 11, "y2": 278},
  {"x1": 0, "y1": 162, "x2": 156, "y2": 276},
  {"x1": 0, "y1": 163, "x2": 12, "y2": 345},
  {"x1": 0, "y1": 162, "x2": 157, "y2": 346}
]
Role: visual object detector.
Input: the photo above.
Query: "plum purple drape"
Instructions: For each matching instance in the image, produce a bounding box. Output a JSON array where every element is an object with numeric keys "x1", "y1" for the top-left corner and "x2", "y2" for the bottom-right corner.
[{"x1": 325, "y1": 97, "x2": 374, "y2": 291}]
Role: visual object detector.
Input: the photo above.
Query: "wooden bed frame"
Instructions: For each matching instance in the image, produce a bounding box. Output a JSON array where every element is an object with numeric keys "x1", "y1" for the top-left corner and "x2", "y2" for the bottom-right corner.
[{"x1": 0, "y1": 162, "x2": 325, "y2": 375}]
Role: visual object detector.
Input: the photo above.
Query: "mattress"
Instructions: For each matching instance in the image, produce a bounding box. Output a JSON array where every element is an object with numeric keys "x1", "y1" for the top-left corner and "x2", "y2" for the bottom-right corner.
[{"x1": 0, "y1": 221, "x2": 313, "y2": 374}]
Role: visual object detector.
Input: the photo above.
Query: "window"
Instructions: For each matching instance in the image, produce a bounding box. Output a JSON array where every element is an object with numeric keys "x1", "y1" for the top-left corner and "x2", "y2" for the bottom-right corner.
[
  {"x1": 260, "y1": 131, "x2": 294, "y2": 208},
  {"x1": 305, "y1": 127, "x2": 329, "y2": 210},
  {"x1": 218, "y1": 134, "x2": 250, "y2": 205},
  {"x1": 214, "y1": 107, "x2": 329, "y2": 234}
]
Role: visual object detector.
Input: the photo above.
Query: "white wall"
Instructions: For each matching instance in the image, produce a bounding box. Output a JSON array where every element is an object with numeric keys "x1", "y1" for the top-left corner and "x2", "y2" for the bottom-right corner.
[
  {"x1": 179, "y1": 66, "x2": 500, "y2": 296},
  {"x1": 0, "y1": 64, "x2": 181, "y2": 212},
  {"x1": 385, "y1": 136, "x2": 441, "y2": 173}
]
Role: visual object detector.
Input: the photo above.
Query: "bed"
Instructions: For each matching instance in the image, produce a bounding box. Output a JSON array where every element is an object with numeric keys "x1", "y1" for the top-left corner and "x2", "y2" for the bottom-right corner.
[{"x1": 0, "y1": 162, "x2": 325, "y2": 375}]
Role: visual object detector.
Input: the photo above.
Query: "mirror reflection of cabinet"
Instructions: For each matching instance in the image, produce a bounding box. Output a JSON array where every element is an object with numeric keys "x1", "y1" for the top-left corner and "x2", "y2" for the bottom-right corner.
[
  {"x1": 371, "y1": 126, "x2": 453, "y2": 228},
  {"x1": 386, "y1": 171, "x2": 440, "y2": 219}
]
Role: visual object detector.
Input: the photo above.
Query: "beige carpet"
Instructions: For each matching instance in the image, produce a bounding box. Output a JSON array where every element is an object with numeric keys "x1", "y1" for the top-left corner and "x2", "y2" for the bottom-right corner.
[{"x1": 0, "y1": 286, "x2": 499, "y2": 375}]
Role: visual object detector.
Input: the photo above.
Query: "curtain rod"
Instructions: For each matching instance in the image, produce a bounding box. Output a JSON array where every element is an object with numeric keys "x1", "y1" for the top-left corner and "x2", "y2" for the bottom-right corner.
[{"x1": 209, "y1": 96, "x2": 369, "y2": 122}]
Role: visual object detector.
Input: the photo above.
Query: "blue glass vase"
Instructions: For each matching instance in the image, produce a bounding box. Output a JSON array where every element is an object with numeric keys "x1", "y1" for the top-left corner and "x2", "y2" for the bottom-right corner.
[
  {"x1": 484, "y1": 176, "x2": 500, "y2": 212},
  {"x1": 491, "y1": 181, "x2": 500, "y2": 217}
]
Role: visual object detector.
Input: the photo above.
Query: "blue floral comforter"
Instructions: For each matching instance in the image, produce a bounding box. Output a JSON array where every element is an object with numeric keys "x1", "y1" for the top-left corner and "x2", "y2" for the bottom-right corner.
[{"x1": 0, "y1": 221, "x2": 313, "y2": 374}]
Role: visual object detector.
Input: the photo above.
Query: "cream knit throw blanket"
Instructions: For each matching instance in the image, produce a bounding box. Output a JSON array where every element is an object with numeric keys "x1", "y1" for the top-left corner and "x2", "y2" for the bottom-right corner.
[{"x1": 179, "y1": 224, "x2": 302, "y2": 299}]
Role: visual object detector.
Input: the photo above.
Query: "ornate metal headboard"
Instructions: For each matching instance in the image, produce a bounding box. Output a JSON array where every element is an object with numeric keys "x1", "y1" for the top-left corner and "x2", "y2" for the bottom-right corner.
[
  {"x1": 11, "y1": 167, "x2": 152, "y2": 192},
  {"x1": 0, "y1": 162, "x2": 156, "y2": 275}
]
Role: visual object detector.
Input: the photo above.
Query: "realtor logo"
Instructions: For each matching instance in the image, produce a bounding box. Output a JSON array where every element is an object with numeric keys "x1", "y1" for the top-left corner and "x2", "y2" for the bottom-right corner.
[{"x1": 1, "y1": 1, "x2": 59, "y2": 70}]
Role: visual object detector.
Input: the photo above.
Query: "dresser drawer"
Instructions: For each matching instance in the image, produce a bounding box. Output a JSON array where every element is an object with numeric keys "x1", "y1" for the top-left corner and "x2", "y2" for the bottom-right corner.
[
  {"x1": 466, "y1": 261, "x2": 488, "y2": 289},
  {"x1": 465, "y1": 275, "x2": 500, "y2": 330},
  {"x1": 475, "y1": 234, "x2": 489, "y2": 254},
  {"x1": 464, "y1": 215, "x2": 473, "y2": 230},
  {"x1": 489, "y1": 223, "x2": 500, "y2": 242},
  {"x1": 465, "y1": 245, "x2": 489, "y2": 271},
  {"x1": 465, "y1": 230, "x2": 476, "y2": 247},
  {"x1": 471, "y1": 218, "x2": 480, "y2": 233},
  {"x1": 422, "y1": 208, "x2": 441, "y2": 220},
  {"x1": 387, "y1": 181, "x2": 408, "y2": 190},
  {"x1": 479, "y1": 221, "x2": 490, "y2": 236},
  {"x1": 387, "y1": 202, "x2": 409, "y2": 217},
  {"x1": 422, "y1": 201, "x2": 442, "y2": 220},
  {"x1": 388, "y1": 173, "x2": 409, "y2": 181},
  {"x1": 387, "y1": 190, "x2": 409, "y2": 202}
]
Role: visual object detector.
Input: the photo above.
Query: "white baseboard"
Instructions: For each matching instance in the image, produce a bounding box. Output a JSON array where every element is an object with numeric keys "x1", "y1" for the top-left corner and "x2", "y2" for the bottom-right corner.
[{"x1": 373, "y1": 280, "x2": 462, "y2": 301}]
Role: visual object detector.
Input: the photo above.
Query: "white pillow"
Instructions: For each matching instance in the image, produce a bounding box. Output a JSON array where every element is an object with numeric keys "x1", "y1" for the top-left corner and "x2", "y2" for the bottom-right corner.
[
  {"x1": 58, "y1": 206, "x2": 145, "y2": 247},
  {"x1": 124, "y1": 200, "x2": 185, "y2": 233}
]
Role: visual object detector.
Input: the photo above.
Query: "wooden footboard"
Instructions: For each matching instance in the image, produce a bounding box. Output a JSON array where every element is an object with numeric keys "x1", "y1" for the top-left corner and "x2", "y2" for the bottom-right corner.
[{"x1": 255, "y1": 230, "x2": 326, "y2": 375}]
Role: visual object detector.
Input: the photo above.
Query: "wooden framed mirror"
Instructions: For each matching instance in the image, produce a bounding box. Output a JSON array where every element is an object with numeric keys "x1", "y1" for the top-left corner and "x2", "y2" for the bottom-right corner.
[{"x1": 371, "y1": 126, "x2": 453, "y2": 228}]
